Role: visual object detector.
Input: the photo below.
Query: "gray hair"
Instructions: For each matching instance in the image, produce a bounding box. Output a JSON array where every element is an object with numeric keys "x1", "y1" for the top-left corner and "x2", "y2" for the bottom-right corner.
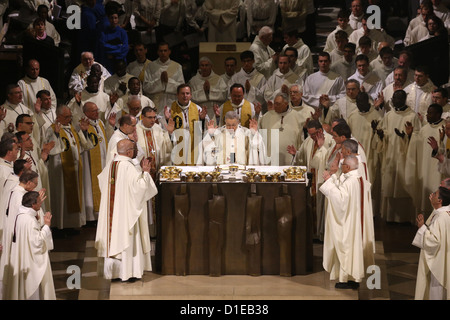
[
  {"x1": 275, "y1": 92, "x2": 289, "y2": 102},
  {"x1": 290, "y1": 83, "x2": 303, "y2": 93},
  {"x1": 56, "y1": 104, "x2": 70, "y2": 116},
  {"x1": 258, "y1": 26, "x2": 273, "y2": 38},
  {"x1": 343, "y1": 154, "x2": 359, "y2": 170},
  {"x1": 342, "y1": 139, "x2": 359, "y2": 154},
  {"x1": 199, "y1": 56, "x2": 213, "y2": 65},
  {"x1": 225, "y1": 111, "x2": 239, "y2": 121},
  {"x1": 345, "y1": 79, "x2": 360, "y2": 88},
  {"x1": 127, "y1": 94, "x2": 141, "y2": 104}
]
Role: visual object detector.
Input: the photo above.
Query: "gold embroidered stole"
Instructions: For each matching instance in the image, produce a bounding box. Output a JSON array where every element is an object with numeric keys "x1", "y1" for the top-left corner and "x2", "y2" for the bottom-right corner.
[
  {"x1": 88, "y1": 121, "x2": 107, "y2": 212},
  {"x1": 222, "y1": 100, "x2": 252, "y2": 128},
  {"x1": 144, "y1": 128, "x2": 157, "y2": 179},
  {"x1": 170, "y1": 101, "x2": 199, "y2": 165},
  {"x1": 138, "y1": 60, "x2": 151, "y2": 83},
  {"x1": 107, "y1": 160, "x2": 120, "y2": 257},
  {"x1": 55, "y1": 124, "x2": 83, "y2": 213}
]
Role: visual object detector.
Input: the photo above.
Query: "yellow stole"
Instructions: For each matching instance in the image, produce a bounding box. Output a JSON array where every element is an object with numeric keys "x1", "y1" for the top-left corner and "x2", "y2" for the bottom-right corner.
[
  {"x1": 170, "y1": 101, "x2": 199, "y2": 165},
  {"x1": 54, "y1": 124, "x2": 83, "y2": 213},
  {"x1": 222, "y1": 100, "x2": 252, "y2": 128},
  {"x1": 88, "y1": 121, "x2": 108, "y2": 212},
  {"x1": 138, "y1": 59, "x2": 151, "y2": 83}
]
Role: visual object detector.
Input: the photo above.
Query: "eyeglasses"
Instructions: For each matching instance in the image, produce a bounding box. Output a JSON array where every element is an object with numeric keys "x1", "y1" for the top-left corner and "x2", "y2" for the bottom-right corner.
[
  {"x1": 24, "y1": 121, "x2": 34, "y2": 125},
  {"x1": 143, "y1": 115, "x2": 157, "y2": 119}
]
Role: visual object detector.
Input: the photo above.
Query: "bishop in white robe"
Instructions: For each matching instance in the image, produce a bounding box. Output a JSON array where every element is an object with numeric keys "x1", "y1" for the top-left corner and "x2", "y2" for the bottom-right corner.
[
  {"x1": 95, "y1": 140, "x2": 158, "y2": 281},
  {"x1": 319, "y1": 155, "x2": 375, "y2": 286}
]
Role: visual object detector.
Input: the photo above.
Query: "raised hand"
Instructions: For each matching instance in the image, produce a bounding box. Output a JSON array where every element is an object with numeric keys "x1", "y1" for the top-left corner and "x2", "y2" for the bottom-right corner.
[
  {"x1": 161, "y1": 71, "x2": 168, "y2": 83},
  {"x1": 319, "y1": 94, "x2": 330, "y2": 109},
  {"x1": 164, "y1": 105, "x2": 171, "y2": 120},
  {"x1": 44, "y1": 211, "x2": 52, "y2": 227},
  {"x1": 439, "y1": 124, "x2": 445, "y2": 141},
  {"x1": 207, "y1": 119, "x2": 217, "y2": 131},
  {"x1": 34, "y1": 97, "x2": 42, "y2": 114},
  {"x1": 394, "y1": 128, "x2": 405, "y2": 138},
  {"x1": 53, "y1": 121, "x2": 61, "y2": 134},
  {"x1": 108, "y1": 112, "x2": 117, "y2": 127},
  {"x1": 199, "y1": 106, "x2": 207, "y2": 120},
  {"x1": 254, "y1": 102, "x2": 262, "y2": 116},
  {"x1": 427, "y1": 136, "x2": 439, "y2": 152},
  {"x1": 41, "y1": 141, "x2": 55, "y2": 162},
  {"x1": 165, "y1": 117, "x2": 175, "y2": 134},
  {"x1": 404, "y1": 121, "x2": 413, "y2": 137},
  {"x1": 79, "y1": 117, "x2": 90, "y2": 132},
  {"x1": 203, "y1": 80, "x2": 210, "y2": 94},
  {"x1": 287, "y1": 145, "x2": 297, "y2": 155},
  {"x1": 213, "y1": 104, "x2": 220, "y2": 118}
]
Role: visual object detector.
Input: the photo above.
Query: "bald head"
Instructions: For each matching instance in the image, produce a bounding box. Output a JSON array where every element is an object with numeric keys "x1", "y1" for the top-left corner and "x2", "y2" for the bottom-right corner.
[{"x1": 117, "y1": 139, "x2": 134, "y2": 155}]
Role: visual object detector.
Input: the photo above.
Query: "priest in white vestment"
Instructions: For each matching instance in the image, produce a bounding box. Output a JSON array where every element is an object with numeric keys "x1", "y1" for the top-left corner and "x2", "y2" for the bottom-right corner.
[
  {"x1": 349, "y1": 0, "x2": 364, "y2": 30},
  {"x1": 431, "y1": 118, "x2": 450, "y2": 177},
  {"x1": 204, "y1": 0, "x2": 239, "y2": 42},
  {"x1": 263, "y1": 55, "x2": 304, "y2": 104},
  {"x1": 319, "y1": 155, "x2": 375, "y2": 288},
  {"x1": 203, "y1": 112, "x2": 266, "y2": 165},
  {"x1": 403, "y1": 2, "x2": 431, "y2": 46},
  {"x1": 188, "y1": 57, "x2": 228, "y2": 120},
  {"x1": 126, "y1": 43, "x2": 152, "y2": 83},
  {"x1": 215, "y1": 83, "x2": 258, "y2": 128},
  {"x1": 330, "y1": 42, "x2": 357, "y2": 82},
  {"x1": 413, "y1": 186, "x2": 450, "y2": 300},
  {"x1": 229, "y1": 50, "x2": 267, "y2": 106},
  {"x1": 112, "y1": 78, "x2": 156, "y2": 123},
  {"x1": 288, "y1": 83, "x2": 316, "y2": 132},
  {"x1": 162, "y1": 84, "x2": 208, "y2": 166},
  {"x1": 289, "y1": 120, "x2": 335, "y2": 239},
  {"x1": 258, "y1": 93, "x2": 308, "y2": 165},
  {"x1": 68, "y1": 52, "x2": 111, "y2": 96},
  {"x1": 81, "y1": 102, "x2": 108, "y2": 223},
  {"x1": 282, "y1": 30, "x2": 314, "y2": 75},
  {"x1": 143, "y1": 43, "x2": 185, "y2": 112},
  {"x1": 3, "y1": 191, "x2": 55, "y2": 300},
  {"x1": 348, "y1": 54, "x2": 384, "y2": 103},
  {"x1": 18, "y1": 59, "x2": 57, "y2": 112},
  {"x1": 382, "y1": 66, "x2": 409, "y2": 114},
  {"x1": 376, "y1": 90, "x2": 421, "y2": 223},
  {"x1": 384, "y1": 51, "x2": 415, "y2": 87},
  {"x1": 103, "y1": 60, "x2": 134, "y2": 98},
  {"x1": 33, "y1": 89, "x2": 57, "y2": 146},
  {"x1": 44, "y1": 105, "x2": 93, "y2": 230},
  {"x1": 95, "y1": 139, "x2": 157, "y2": 281},
  {"x1": 370, "y1": 46, "x2": 398, "y2": 84},
  {"x1": 324, "y1": 79, "x2": 360, "y2": 124},
  {"x1": 301, "y1": 52, "x2": 346, "y2": 109},
  {"x1": 348, "y1": 15, "x2": 395, "y2": 54},
  {"x1": 432, "y1": 87, "x2": 450, "y2": 119},
  {"x1": 404, "y1": 67, "x2": 436, "y2": 124},
  {"x1": 0, "y1": 171, "x2": 42, "y2": 288},
  {"x1": 406, "y1": 104, "x2": 445, "y2": 215},
  {"x1": 1, "y1": 84, "x2": 40, "y2": 147},
  {"x1": 324, "y1": 8, "x2": 354, "y2": 54},
  {"x1": 249, "y1": 26, "x2": 278, "y2": 80}
]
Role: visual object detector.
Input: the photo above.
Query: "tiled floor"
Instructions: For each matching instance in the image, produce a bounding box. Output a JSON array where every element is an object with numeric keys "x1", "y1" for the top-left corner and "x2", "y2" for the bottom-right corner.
[
  {"x1": 48, "y1": 5, "x2": 421, "y2": 301},
  {"x1": 48, "y1": 215, "x2": 421, "y2": 301}
]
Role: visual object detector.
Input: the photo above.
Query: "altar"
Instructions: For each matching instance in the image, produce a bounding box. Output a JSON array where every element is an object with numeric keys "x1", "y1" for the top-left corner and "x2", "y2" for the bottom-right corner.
[{"x1": 154, "y1": 166, "x2": 314, "y2": 277}]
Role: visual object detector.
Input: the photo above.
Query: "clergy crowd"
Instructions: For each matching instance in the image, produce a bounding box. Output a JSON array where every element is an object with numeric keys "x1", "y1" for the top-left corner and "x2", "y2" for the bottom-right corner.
[{"x1": 0, "y1": 0, "x2": 449, "y2": 300}]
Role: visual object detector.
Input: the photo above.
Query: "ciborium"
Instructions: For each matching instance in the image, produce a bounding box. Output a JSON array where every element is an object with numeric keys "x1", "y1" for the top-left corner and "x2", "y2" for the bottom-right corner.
[
  {"x1": 199, "y1": 171, "x2": 209, "y2": 182},
  {"x1": 185, "y1": 171, "x2": 196, "y2": 182}
]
